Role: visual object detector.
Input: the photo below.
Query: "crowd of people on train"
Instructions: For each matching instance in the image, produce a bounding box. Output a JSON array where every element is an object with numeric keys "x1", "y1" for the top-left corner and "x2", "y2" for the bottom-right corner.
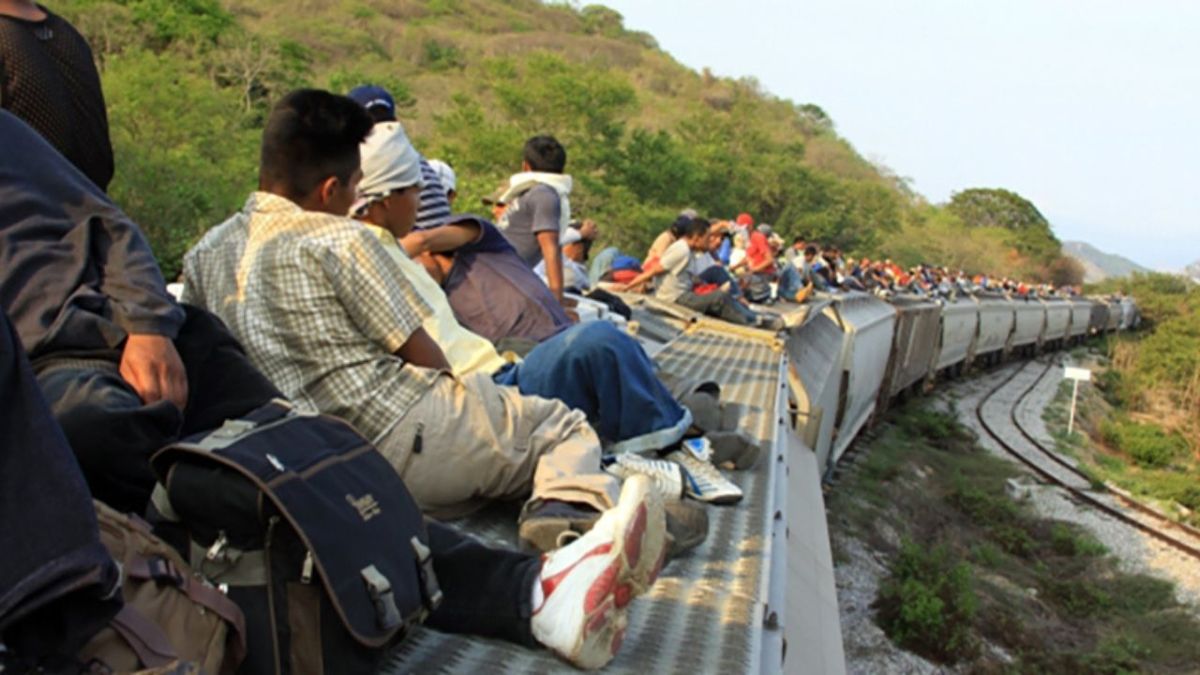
[
  {"x1": 584, "y1": 211, "x2": 1083, "y2": 326},
  {"x1": 0, "y1": 3, "x2": 1090, "y2": 670},
  {"x1": 0, "y1": 3, "x2": 770, "y2": 670}
]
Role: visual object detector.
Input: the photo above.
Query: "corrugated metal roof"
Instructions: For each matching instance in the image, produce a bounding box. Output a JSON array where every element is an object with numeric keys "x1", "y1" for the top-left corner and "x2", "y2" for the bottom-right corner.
[{"x1": 381, "y1": 329, "x2": 784, "y2": 674}]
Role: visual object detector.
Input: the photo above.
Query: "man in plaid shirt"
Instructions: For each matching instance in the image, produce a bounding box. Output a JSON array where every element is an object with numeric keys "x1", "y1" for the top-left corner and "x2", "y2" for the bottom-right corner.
[{"x1": 182, "y1": 90, "x2": 619, "y2": 551}]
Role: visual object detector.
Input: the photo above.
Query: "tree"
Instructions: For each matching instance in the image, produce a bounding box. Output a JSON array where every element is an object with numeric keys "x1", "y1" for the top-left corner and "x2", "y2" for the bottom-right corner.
[{"x1": 947, "y1": 188, "x2": 1061, "y2": 262}]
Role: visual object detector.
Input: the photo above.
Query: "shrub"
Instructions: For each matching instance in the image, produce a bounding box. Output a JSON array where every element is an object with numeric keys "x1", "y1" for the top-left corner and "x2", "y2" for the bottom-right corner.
[
  {"x1": 876, "y1": 541, "x2": 978, "y2": 662},
  {"x1": 1101, "y1": 418, "x2": 1186, "y2": 468},
  {"x1": 1050, "y1": 524, "x2": 1106, "y2": 557},
  {"x1": 1042, "y1": 578, "x2": 1112, "y2": 617},
  {"x1": 1081, "y1": 636, "x2": 1148, "y2": 675},
  {"x1": 422, "y1": 39, "x2": 465, "y2": 71},
  {"x1": 901, "y1": 408, "x2": 958, "y2": 441}
]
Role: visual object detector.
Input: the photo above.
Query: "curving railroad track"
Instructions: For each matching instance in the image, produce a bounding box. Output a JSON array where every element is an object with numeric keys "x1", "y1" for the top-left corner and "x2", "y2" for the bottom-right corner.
[{"x1": 975, "y1": 358, "x2": 1200, "y2": 561}]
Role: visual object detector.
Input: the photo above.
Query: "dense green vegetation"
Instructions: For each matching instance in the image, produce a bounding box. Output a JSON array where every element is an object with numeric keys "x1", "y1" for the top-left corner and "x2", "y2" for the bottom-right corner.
[
  {"x1": 1045, "y1": 274, "x2": 1199, "y2": 523},
  {"x1": 876, "y1": 541, "x2": 978, "y2": 662},
  {"x1": 833, "y1": 403, "x2": 1200, "y2": 672},
  {"x1": 1091, "y1": 273, "x2": 1199, "y2": 445},
  {"x1": 56, "y1": 0, "x2": 1081, "y2": 283}
]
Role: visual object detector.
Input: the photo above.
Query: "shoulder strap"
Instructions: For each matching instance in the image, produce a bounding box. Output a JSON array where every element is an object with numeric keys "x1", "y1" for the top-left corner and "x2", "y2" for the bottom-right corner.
[
  {"x1": 123, "y1": 553, "x2": 247, "y2": 666},
  {"x1": 109, "y1": 605, "x2": 178, "y2": 668}
]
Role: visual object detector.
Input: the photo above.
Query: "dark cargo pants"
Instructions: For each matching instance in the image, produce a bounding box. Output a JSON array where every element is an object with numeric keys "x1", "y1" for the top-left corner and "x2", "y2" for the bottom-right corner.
[{"x1": 32, "y1": 305, "x2": 282, "y2": 513}]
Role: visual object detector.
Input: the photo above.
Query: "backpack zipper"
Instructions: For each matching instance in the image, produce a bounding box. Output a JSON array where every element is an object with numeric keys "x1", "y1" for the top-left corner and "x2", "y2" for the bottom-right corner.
[
  {"x1": 264, "y1": 516, "x2": 282, "y2": 675},
  {"x1": 205, "y1": 531, "x2": 229, "y2": 562},
  {"x1": 300, "y1": 550, "x2": 314, "y2": 584}
]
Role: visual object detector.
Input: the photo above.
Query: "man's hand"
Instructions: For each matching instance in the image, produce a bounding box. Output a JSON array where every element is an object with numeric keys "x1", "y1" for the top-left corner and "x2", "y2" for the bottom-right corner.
[{"x1": 119, "y1": 333, "x2": 189, "y2": 410}]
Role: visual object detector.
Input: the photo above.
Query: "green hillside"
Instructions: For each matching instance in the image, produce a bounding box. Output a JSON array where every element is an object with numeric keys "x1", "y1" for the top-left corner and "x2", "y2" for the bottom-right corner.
[{"x1": 56, "y1": 0, "x2": 1077, "y2": 282}]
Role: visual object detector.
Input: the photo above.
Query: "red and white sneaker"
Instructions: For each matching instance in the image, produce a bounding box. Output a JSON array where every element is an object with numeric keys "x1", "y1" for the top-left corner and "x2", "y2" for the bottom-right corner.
[{"x1": 530, "y1": 475, "x2": 667, "y2": 670}]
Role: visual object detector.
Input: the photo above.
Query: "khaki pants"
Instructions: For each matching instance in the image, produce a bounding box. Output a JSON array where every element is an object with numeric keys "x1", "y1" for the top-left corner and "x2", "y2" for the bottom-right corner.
[{"x1": 377, "y1": 371, "x2": 620, "y2": 520}]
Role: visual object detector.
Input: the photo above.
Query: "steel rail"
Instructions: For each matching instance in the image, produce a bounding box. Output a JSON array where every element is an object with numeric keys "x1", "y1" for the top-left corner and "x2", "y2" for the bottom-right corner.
[{"x1": 975, "y1": 360, "x2": 1200, "y2": 561}]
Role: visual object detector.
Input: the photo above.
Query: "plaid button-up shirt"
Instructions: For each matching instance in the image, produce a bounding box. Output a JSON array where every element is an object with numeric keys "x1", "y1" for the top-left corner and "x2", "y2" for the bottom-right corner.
[{"x1": 182, "y1": 192, "x2": 437, "y2": 442}]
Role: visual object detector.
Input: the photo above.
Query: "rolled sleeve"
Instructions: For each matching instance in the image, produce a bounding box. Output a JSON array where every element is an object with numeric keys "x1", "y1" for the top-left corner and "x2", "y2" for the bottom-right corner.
[{"x1": 321, "y1": 230, "x2": 432, "y2": 354}]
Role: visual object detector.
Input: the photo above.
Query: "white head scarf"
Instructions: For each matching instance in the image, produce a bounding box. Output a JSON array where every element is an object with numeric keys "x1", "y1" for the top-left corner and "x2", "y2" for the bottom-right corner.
[{"x1": 351, "y1": 122, "x2": 423, "y2": 215}]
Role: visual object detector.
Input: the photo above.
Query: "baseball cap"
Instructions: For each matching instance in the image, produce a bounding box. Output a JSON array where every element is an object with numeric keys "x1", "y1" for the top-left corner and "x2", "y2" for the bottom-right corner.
[
  {"x1": 735, "y1": 212, "x2": 754, "y2": 227},
  {"x1": 347, "y1": 85, "x2": 396, "y2": 116}
]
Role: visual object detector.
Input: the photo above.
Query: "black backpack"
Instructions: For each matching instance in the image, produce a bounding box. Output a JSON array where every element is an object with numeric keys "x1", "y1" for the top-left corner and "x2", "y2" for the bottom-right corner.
[{"x1": 148, "y1": 401, "x2": 442, "y2": 675}]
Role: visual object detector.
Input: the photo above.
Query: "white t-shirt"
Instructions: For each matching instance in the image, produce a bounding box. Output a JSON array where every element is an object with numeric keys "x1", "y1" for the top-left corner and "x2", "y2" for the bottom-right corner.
[
  {"x1": 689, "y1": 252, "x2": 718, "y2": 276},
  {"x1": 535, "y1": 255, "x2": 591, "y2": 291},
  {"x1": 363, "y1": 224, "x2": 508, "y2": 376},
  {"x1": 655, "y1": 239, "x2": 695, "y2": 302}
]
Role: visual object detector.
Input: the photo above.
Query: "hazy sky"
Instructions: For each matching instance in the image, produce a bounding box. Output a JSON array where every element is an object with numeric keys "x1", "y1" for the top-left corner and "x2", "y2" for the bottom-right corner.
[{"x1": 602, "y1": 0, "x2": 1198, "y2": 270}]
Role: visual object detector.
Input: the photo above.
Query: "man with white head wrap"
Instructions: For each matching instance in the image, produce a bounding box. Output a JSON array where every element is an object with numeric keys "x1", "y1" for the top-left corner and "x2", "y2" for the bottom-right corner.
[
  {"x1": 184, "y1": 93, "x2": 673, "y2": 671},
  {"x1": 183, "y1": 100, "x2": 623, "y2": 554},
  {"x1": 353, "y1": 124, "x2": 707, "y2": 497}
]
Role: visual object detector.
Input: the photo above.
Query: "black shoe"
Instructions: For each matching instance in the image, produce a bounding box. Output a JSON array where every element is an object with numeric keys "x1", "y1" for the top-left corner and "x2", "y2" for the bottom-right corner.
[
  {"x1": 664, "y1": 500, "x2": 709, "y2": 559},
  {"x1": 757, "y1": 314, "x2": 785, "y2": 332},
  {"x1": 518, "y1": 499, "x2": 602, "y2": 552}
]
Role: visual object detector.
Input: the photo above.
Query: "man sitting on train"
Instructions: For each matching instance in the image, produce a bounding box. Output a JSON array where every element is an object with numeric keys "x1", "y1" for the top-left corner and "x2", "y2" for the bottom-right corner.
[
  {"x1": 617, "y1": 218, "x2": 783, "y2": 331},
  {"x1": 0, "y1": 110, "x2": 283, "y2": 515},
  {"x1": 348, "y1": 120, "x2": 701, "y2": 461}
]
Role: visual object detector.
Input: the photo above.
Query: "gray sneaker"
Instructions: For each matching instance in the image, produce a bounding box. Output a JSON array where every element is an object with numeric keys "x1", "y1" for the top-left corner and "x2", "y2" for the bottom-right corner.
[
  {"x1": 666, "y1": 438, "x2": 744, "y2": 505},
  {"x1": 707, "y1": 430, "x2": 762, "y2": 470},
  {"x1": 603, "y1": 453, "x2": 686, "y2": 501}
]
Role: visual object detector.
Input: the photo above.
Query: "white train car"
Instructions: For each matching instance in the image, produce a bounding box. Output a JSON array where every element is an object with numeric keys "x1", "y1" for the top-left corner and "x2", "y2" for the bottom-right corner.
[
  {"x1": 1042, "y1": 297, "x2": 1072, "y2": 349},
  {"x1": 785, "y1": 293, "x2": 896, "y2": 472},
  {"x1": 974, "y1": 294, "x2": 1016, "y2": 367},
  {"x1": 786, "y1": 299, "x2": 847, "y2": 472},
  {"x1": 826, "y1": 293, "x2": 897, "y2": 466},
  {"x1": 1067, "y1": 298, "x2": 1093, "y2": 344},
  {"x1": 1087, "y1": 298, "x2": 1110, "y2": 336},
  {"x1": 935, "y1": 296, "x2": 980, "y2": 376},
  {"x1": 1105, "y1": 298, "x2": 1123, "y2": 332},
  {"x1": 878, "y1": 296, "x2": 942, "y2": 407},
  {"x1": 1120, "y1": 297, "x2": 1139, "y2": 330},
  {"x1": 1009, "y1": 297, "x2": 1046, "y2": 355}
]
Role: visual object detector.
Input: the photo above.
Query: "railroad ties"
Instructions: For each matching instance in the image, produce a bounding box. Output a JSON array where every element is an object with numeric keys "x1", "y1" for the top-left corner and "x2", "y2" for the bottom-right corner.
[{"x1": 975, "y1": 359, "x2": 1200, "y2": 561}]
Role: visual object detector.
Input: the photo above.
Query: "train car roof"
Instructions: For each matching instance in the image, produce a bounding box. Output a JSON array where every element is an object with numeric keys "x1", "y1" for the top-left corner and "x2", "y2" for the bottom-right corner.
[{"x1": 381, "y1": 305, "x2": 845, "y2": 674}]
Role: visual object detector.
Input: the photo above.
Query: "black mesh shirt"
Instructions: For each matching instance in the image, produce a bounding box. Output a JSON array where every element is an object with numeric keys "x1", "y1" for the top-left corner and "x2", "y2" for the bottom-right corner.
[{"x1": 0, "y1": 8, "x2": 113, "y2": 191}]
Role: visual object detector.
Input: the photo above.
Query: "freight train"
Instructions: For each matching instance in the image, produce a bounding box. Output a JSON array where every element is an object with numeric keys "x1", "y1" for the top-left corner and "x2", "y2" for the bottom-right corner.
[{"x1": 384, "y1": 289, "x2": 1138, "y2": 675}]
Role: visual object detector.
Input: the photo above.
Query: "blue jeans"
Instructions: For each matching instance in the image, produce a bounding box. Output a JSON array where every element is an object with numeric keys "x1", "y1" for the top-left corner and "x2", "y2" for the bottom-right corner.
[
  {"x1": 777, "y1": 265, "x2": 806, "y2": 300},
  {"x1": 493, "y1": 322, "x2": 691, "y2": 453},
  {"x1": 697, "y1": 265, "x2": 741, "y2": 298},
  {"x1": 675, "y1": 289, "x2": 760, "y2": 325}
]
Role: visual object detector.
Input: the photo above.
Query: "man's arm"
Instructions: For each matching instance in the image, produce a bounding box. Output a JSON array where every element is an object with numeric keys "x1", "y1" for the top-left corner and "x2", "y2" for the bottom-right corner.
[
  {"x1": 615, "y1": 260, "x2": 665, "y2": 292},
  {"x1": 394, "y1": 327, "x2": 450, "y2": 371},
  {"x1": 322, "y1": 230, "x2": 441, "y2": 368},
  {"x1": 748, "y1": 255, "x2": 775, "y2": 274},
  {"x1": 93, "y1": 203, "x2": 189, "y2": 409},
  {"x1": 537, "y1": 230, "x2": 564, "y2": 301},
  {"x1": 398, "y1": 220, "x2": 482, "y2": 257},
  {"x1": 93, "y1": 206, "x2": 186, "y2": 340}
]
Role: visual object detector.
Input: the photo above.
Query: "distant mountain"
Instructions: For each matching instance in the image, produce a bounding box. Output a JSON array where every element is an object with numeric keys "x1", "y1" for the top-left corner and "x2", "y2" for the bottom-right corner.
[
  {"x1": 1062, "y1": 241, "x2": 1150, "y2": 283},
  {"x1": 1186, "y1": 259, "x2": 1200, "y2": 283}
]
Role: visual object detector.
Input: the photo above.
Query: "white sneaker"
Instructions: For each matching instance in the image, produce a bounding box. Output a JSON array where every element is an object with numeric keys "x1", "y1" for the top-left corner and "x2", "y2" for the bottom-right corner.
[
  {"x1": 531, "y1": 475, "x2": 667, "y2": 670},
  {"x1": 666, "y1": 438, "x2": 744, "y2": 505},
  {"x1": 603, "y1": 453, "x2": 685, "y2": 501}
]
